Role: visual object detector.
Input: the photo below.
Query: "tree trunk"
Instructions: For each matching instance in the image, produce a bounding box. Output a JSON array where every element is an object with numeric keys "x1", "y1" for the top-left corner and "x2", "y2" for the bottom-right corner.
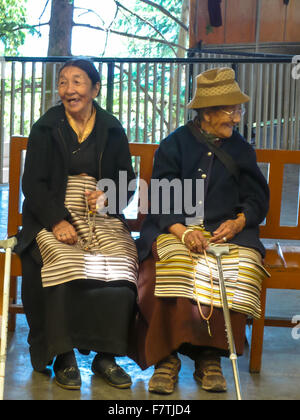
[
  {"x1": 45, "y1": 0, "x2": 74, "y2": 111},
  {"x1": 177, "y1": 0, "x2": 189, "y2": 58},
  {"x1": 47, "y1": 0, "x2": 74, "y2": 56},
  {"x1": 168, "y1": 0, "x2": 189, "y2": 133}
]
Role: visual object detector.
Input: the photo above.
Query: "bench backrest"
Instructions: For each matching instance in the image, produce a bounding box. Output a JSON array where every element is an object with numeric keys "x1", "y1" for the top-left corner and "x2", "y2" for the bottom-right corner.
[
  {"x1": 125, "y1": 142, "x2": 158, "y2": 231},
  {"x1": 8, "y1": 136, "x2": 300, "y2": 240},
  {"x1": 8, "y1": 137, "x2": 159, "y2": 235},
  {"x1": 255, "y1": 149, "x2": 300, "y2": 240}
]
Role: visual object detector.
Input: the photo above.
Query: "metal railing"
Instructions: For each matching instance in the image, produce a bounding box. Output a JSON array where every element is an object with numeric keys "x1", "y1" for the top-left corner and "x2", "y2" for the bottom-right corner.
[{"x1": 0, "y1": 54, "x2": 298, "y2": 183}]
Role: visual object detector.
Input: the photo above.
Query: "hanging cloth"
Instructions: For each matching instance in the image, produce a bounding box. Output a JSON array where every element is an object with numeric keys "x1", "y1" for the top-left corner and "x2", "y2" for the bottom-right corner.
[{"x1": 208, "y1": 0, "x2": 223, "y2": 27}]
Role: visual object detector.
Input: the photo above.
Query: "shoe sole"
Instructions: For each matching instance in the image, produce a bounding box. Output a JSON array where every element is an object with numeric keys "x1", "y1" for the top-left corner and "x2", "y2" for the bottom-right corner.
[
  {"x1": 193, "y1": 372, "x2": 227, "y2": 392},
  {"x1": 148, "y1": 376, "x2": 178, "y2": 395},
  {"x1": 148, "y1": 385, "x2": 175, "y2": 395},
  {"x1": 55, "y1": 378, "x2": 81, "y2": 390}
]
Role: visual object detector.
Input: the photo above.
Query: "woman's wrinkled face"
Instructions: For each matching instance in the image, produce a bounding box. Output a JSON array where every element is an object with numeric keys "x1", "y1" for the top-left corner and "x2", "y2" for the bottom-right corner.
[
  {"x1": 202, "y1": 105, "x2": 244, "y2": 138},
  {"x1": 58, "y1": 66, "x2": 100, "y2": 119}
]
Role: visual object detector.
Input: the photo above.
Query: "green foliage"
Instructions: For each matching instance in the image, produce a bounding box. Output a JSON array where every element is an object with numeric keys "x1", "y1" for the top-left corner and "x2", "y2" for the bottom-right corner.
[
  {"x1": 0, "y1": 0, "x2": 35, "y2": 54},
  {"x1": 114, "y1": 0, "x2": 185, "y2": 57}
]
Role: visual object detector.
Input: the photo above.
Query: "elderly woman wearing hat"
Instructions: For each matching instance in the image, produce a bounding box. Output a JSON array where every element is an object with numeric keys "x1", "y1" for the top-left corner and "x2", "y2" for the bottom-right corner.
[{"x1": 132, "y1": 67, "x2": 270, "y2": 395}]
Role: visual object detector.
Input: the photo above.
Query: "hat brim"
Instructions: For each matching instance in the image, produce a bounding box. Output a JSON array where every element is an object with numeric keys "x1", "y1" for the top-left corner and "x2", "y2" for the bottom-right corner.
[{"x1": 187, "y1": 91, "x2": 250, "y2": 109}]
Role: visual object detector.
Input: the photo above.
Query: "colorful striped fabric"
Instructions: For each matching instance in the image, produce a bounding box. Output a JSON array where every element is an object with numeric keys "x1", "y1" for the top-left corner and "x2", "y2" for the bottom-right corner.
[
  {"x1": 155, "y1": 229, "x2": 270, "y2": 319},
  {"x1": 36, "y1": 175, "x2": 138, "y2": 288}
]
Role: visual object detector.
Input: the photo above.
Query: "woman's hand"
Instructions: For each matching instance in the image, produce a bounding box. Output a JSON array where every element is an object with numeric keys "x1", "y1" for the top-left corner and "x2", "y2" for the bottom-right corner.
[
  {"x1": 52, "y1": 220, "x2": 78, "y2": 244},
  {"x1": 168, "y1": 223, "x2": 209, "y2": 253},
  {"x1": 209, "y1": 213, "x2": 246, "y2": 244},
  {"x1": 183, "y1": 229, "x2": 209, "y2": 253},
  {"x1": 85, "y1": 190, "x2": 107, "y2": 213}
]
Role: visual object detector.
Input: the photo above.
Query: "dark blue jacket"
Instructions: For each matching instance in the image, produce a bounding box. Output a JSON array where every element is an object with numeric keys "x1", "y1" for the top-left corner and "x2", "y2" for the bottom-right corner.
[{"x1": 136, "y1": 125, "x2": 269, "y2": 261}]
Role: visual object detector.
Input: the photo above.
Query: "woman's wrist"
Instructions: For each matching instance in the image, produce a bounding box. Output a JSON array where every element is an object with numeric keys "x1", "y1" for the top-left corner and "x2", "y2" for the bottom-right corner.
[
  {"x1": 235, "y1": 212, "x2": 246, "y2": 232},
  {"x1": 168, "y1": 224, "x2": 190, "y2": 243},
  {"x1": 181, "y1": 228, "x2": 194, "y2": 244}
]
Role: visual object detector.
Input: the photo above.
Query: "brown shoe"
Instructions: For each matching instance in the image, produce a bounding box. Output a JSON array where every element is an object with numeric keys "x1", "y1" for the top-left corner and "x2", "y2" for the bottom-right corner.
[
  {"x1": 148, "y1": 354, "x2": 181, "y2": 394},
  {"x1": 194, "y1": 352, "x2": 227, "y2": 392}
]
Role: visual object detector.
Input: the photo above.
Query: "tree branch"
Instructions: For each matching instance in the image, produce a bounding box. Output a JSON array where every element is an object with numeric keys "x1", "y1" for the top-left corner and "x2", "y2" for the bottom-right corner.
[
  {"x1": 73, "y1": 22, "x2": 188, "y2": 52},
  {"x1": 114, "y1": 0, "x2": 176, "y2": 55},
  {"x1": 74, "y1": 6, "x2": 106, "y2": 26},
  {"x1": 138, "y1": 0, "x2": 188, "y2": 32},
  {"x1": 0, "y1": 22, "x2": 48, "y2": 38},
  {"x1": 39, "y1": 0, "x2": 50, "y2": 21},
  {"x1": 101, "y1": 3, "x2": 119, "y2": 56}
]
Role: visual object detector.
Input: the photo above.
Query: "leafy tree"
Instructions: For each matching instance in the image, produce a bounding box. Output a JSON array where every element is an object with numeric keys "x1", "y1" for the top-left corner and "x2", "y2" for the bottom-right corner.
[
  {"x1": 0, "y1": 0, "x2": 189, "y2": 57},
  {"x1": 32, "y1": 0, "x2": 189, "y2": 110},
  {"x1": 112, "y1": 0, "x2": 189, "y2": 57},
  {"x1": 0, "y1": 0, "x2": 35, "y2": 54},
  {"x1": 72, "y1": 0, "x2": 189, "y2": 57},
  {"x1": 26, "y1": 0, "x2": 189, "y2": 58},
  {"x1": 1, "y1": 0, "x2": 190, "y2": 134}
]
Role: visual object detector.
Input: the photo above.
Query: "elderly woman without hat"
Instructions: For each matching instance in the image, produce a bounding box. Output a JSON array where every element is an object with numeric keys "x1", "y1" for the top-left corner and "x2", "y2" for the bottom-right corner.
[
  {"x1": 132, "y1": 67, "x2": 270, "y2": 394},
  {"x1": 15, "y1": 59, "x2": 138, "y2": 390}
]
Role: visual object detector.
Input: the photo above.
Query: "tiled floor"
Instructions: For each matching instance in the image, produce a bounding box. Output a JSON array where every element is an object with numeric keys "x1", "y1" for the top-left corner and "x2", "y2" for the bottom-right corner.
[
  {"x1": 2, "y1": 310, "x2": 300, "y2": 401},
  {"x1": 1, "y1": 183, "x2": 300, "y2": 401}
]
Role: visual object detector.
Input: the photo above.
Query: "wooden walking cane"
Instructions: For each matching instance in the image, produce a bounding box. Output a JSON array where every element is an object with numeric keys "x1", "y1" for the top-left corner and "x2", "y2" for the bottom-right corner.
[
  {"x1": 0, "y1": 237, "x2": 17, "y2": 400},
  {"x1": 206, "y1": 244, "x2": 242, "y2": 401}
]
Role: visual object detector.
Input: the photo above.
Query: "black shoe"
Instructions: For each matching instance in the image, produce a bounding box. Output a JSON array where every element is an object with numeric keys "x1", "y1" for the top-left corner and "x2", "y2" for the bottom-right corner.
[
  {"x1": 91, "y1": 354, "x2": 132, "y2": 389},
  {"x1": 53, "y1": 351, "x2": 81, "y2": 390}
]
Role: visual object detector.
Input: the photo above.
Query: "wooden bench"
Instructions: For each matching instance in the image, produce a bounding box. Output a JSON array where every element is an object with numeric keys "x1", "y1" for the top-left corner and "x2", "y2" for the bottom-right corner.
[
  {"x1": 249, "y1": 150, "x2": 300, "y2": 372},
  {"x1": 1, "y1": 136, "x2": 300, "y2": 374}
]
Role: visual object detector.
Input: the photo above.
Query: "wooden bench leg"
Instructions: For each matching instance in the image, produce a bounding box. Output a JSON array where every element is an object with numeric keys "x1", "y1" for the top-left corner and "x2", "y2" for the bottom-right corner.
[{"x1": 249, "y1": 285, "x2": 267, "y2": 373}]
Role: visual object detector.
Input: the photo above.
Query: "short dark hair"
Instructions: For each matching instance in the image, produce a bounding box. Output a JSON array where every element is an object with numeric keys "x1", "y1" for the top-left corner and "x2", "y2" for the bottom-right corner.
[{"x1": 58, "y1": 58, "x2": 100, "y2": 88}]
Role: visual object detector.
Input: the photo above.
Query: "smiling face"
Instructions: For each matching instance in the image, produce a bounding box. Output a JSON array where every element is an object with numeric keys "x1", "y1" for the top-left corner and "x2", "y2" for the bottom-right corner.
[
  {"x1": 58, "y1": 66, "x2": 100, "y2": 120},
  {"x1": 201, "y1": 105, "x2": 243, "y2": 138}
]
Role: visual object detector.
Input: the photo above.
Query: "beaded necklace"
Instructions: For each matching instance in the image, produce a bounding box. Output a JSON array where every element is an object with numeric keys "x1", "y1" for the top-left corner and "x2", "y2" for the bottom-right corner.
[{"x1": 78, "y1": 181, "x2": 97, "y2": 252}]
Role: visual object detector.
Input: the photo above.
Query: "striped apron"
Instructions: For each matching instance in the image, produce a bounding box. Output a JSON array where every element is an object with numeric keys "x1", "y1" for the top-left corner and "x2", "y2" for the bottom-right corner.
[
  {"x1": 36, "y1": 175, "x2": 138, "y2": 288},
  {"x1": 154, "y1": 227, "x2": 270, "y2": 319}
]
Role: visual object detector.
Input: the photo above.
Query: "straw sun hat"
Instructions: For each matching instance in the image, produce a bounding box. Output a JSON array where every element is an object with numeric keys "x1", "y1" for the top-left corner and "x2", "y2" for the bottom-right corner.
[{"x1": 187, "y1": 67, "x2": 250, "y2": 109}]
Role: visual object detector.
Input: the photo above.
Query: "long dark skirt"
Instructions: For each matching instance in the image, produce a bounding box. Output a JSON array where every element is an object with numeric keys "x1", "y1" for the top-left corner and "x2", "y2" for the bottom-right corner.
[
  {"x1": 130, "y1": 256, "x2": 247, "y2": 370},
  {"x1": 21, "y1": 250, "x2": 137, "y2": 372}
]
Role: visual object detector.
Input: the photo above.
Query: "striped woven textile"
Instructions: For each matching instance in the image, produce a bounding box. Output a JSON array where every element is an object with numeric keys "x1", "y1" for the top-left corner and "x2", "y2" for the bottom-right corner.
[
  {"x1": 36, "y1": 175, "x2": 138, "y2": 288},
  {"x1": 154, "y1": 228, "x2": 270, "y2": 319}
]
